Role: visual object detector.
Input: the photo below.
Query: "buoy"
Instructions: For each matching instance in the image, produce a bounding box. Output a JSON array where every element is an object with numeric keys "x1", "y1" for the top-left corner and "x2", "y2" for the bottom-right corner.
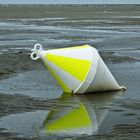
[{"x1": 31, "y1": 43, "x2": 126, "y2": 94}]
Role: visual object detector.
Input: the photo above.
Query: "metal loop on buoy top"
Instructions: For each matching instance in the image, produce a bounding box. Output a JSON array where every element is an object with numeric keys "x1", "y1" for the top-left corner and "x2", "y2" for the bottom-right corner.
[
  {"x1": 34, "y1": 43, "x2": 43, "y2": 51},
  {"x1": 30, "y1": 43, "x2": 43, "y2": 60},
  {"x1": 30, "y1": 52, "x2": 40, "y2": 60}
]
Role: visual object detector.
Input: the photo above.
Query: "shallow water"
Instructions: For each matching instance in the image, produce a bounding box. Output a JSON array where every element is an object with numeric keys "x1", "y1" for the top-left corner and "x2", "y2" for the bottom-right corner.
[
  {"x1": 0, "y1": 5, "x2": 140, "y2": 140},
  {"x1": 0, "y1": 70, "x2": 62, "y2": 99},
  {"x1": 0, "y1": 110, "x2": 49, "y2": 138},
  {"x1": 0, "y1": 10, "x2": 140, "y2": 53},
  {"x1": 0, "y1": 92, "x2": 125, "y2": 138}
]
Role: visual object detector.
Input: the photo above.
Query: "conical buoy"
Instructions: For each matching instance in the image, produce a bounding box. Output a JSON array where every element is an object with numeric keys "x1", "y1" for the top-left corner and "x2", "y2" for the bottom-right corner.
[{"x1": 31, "y1": 43, "x2": 126, "y2": 94}]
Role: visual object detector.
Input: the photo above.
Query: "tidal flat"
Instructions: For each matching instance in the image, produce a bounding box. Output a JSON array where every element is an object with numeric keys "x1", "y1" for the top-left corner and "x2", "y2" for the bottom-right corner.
[{"x1": 0, "y1": 4, "x2": 140, "y2": 140}]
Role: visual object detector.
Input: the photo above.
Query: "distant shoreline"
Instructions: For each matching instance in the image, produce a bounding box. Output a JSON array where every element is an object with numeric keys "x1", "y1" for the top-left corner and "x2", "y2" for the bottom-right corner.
[{"x1": 0, "y1": 4, "x2": 139, "y2": 19}]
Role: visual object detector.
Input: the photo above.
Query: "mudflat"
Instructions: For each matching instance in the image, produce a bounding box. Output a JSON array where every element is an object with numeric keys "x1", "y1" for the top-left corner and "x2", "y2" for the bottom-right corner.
[{"x1": 0, "y1": 4, "x2": 140, "y2": 140}]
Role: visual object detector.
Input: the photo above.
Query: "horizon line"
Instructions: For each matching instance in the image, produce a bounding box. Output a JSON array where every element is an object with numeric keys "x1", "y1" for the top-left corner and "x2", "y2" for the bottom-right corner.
[{"x1": 0, "y1": 3, "x2": 140, "y2": 5}]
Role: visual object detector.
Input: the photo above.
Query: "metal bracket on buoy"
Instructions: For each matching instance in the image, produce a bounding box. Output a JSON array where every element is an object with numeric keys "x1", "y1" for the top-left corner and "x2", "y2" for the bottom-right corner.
[{"x1": 30, "y1": 43, "x2": 43, "y2": 60}]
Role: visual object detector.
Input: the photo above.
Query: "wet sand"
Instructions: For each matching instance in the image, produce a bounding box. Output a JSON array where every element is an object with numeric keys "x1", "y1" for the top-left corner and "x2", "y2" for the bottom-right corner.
[{"x1": 0, "y1": 4, "x2": 140, "y2": 140}]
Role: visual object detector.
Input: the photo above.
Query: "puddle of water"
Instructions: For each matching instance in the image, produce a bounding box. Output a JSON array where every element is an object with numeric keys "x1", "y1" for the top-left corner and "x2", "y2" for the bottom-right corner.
[
  {"x1": 42, "y1": 92, "x2": 117, "y2": 137},
  {"x1": 0, "y1": 91, "x2": 123, "y2": 138},
  {"x1": 0, "y1": 110, "x2": 49, "y2": 138},
  {"x1": 108, "y1": 62, "x2": 140, "y2": 99},
  {"x1": 0, "y1": 70, "x2": 62, "y2": 99},
  {"x1": 42, "y1": 91, "x2": 140, "y2": 137}
]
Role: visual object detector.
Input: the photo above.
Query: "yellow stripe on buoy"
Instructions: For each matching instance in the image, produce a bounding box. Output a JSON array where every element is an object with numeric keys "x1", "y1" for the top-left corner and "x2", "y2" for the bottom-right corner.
[
  {"x1": 45, "y1": 105, "x2": 91, "y2": 132},
  {"x1": 46, "y1": 54, "x2": 91, "y2": 81},
  {"x1": 45, "y1": 63, "x2": 71, "y2": 93}
]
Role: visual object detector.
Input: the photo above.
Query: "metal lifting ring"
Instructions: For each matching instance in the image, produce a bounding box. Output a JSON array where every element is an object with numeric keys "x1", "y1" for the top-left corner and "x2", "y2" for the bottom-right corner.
[
  {"x1": 30, "y1": 43, "x2": 43, "y2": 60},
  {"x1": 30, "y1": 52, "x2": 39, "y2": 60},
  {"x1": 34, "y1": 43, "x2": 43, "y2": 51}
]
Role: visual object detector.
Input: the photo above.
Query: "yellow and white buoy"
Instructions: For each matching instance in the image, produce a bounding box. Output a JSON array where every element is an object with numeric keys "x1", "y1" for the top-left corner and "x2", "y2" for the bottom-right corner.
[{"x1": 30, "y1": 43, "x2": 126, "y2": 93}]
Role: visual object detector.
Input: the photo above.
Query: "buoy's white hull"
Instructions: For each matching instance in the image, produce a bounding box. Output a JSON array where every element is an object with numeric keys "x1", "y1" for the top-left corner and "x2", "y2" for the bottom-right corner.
[{"x1": 85, "y1": 56, "x2": 121, "y2": 93}]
